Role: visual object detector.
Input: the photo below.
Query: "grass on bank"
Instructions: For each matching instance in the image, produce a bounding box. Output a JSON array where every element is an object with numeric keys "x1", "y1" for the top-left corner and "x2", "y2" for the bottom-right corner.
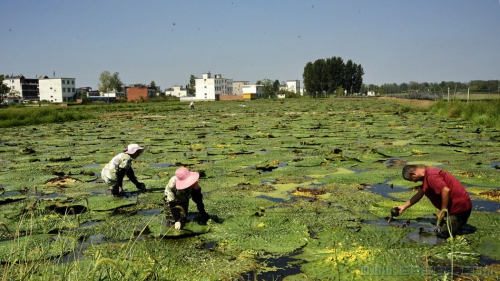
[
  {"x1": 430, "y1": 99, "x2": 500, "y2": 129},
  {"x1": 0, "y1": 107, "x2": 95, "y2": 128},
  {"x1": 0, "y1": 101, "x2": 186, "y2": 128}
]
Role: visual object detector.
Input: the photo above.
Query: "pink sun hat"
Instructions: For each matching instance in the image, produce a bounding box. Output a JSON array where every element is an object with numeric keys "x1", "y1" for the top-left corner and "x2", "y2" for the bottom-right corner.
[
  {"x1": 175, "y1": 167, "x2": 200, "y2": 190},
  {"x1": 124, "y1": 144, "x2": 145, "y2": 155}
]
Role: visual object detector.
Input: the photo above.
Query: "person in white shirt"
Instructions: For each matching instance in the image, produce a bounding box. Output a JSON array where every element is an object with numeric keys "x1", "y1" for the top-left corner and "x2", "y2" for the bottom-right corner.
[{"x1": 102, "y1": 144, "x2": 146, "y2": 197}]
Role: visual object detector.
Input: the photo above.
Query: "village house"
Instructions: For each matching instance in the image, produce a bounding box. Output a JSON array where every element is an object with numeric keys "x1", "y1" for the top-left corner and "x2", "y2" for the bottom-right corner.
[
  {"x1": 2, "y1": 74, "x2": 40, "y2": 101},
  {"x1": 125, "y1": 84, "x2": 156, "y2": 102},
  {"x1": 164, "y1": 86, "x2": 188, "y2": 98},
  {"x1": 193, "y1": 72, "x2": 233, "y2": 101},
  {"x1": 38, "y1": 76, "x2": 76, "y2": 103}
]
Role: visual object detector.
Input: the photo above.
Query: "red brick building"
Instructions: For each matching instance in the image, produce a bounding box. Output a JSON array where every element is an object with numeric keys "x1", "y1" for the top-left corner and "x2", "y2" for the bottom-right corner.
[{"x1": 126, "y1": 84, "x2": 156, "y2": 102}]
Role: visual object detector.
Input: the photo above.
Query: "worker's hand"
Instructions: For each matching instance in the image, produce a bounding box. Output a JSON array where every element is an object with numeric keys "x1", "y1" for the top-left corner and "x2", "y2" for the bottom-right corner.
[
  {"x1": 394, "y1": 205, "x2": 405, "y2": 215},
  {"x1": 436, "y1": 210, "x2": 446, "y2": 225},
  {"x1": 174, "y1": 221, "x2": 182, "y2": 230}
]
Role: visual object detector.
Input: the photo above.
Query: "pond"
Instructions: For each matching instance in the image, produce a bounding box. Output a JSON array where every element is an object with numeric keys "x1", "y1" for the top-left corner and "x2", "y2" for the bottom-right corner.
[{"x1": 0, "y1": 99, "x2": 499, "y2": 280}]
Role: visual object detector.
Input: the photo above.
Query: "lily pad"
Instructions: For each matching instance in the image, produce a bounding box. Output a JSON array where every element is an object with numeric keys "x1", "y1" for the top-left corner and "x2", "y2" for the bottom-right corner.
[{"x1": 0, "y1": 234, "x2": 77, "y2": 263}]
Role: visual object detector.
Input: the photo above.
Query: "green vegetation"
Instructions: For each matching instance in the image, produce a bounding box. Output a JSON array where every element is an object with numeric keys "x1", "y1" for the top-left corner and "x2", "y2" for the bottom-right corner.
[
  {"x1": 430, "y1": 100, "x2": 500, "y2": 129},
  {"x1": 0, "y1": 106, "x2": 95, "y2": 127},
  {"x1": 0, "y1": 98, "x2": 499, "y2": 280}
]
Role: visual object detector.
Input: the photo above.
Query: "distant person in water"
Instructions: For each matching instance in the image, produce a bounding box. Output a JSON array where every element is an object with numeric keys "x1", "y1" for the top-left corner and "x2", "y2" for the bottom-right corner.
[
  {"x1": 396, "y1": 164, "x2": 472, "y2": 238},
  {"x1": 101, "y1": 144, "x2": 146, "y2": 197},
  {"x1": 189, "y1": 101, "x2": 195, "y2": 110},
  {"x1": 164, "y1": 167, "x2": 210, "y2": 230}
]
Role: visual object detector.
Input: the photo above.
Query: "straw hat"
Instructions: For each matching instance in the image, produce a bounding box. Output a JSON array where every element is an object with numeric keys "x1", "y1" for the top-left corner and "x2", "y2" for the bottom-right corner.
[
  {"x1": 124, "y1": 144, "x2": 145, "y2": 155},
  {"x1": 175, "y1": 167, "x2": 199, "y2": 190}
]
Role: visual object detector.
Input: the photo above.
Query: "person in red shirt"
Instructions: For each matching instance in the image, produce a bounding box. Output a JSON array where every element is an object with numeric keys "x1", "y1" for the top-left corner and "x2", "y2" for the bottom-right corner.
[{"x1": 396, "y1": 165, "x2": 472, "y2": 238}]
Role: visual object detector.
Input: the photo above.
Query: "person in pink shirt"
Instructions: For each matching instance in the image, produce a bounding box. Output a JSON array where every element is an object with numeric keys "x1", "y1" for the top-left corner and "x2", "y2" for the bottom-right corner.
[{"x1": 396, "y1": 164, "x2": 472, "y2": 238}]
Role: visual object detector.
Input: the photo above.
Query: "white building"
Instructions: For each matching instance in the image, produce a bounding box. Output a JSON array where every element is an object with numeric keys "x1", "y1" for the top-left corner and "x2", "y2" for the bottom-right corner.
[
  {"x1": 2, "y1": 75, "x2": 39, "y2": 101},
  {"x1": 194, "y1": 72, "x2": 233, "y2": 100},
  {"x1": 38, "y1": 76, "x2": 76, "y2": 102},
  {"x1": 242, "y1": 84, "x2": 262, "y2": 100},
  {"x1": 279, "y1": 80, "x2": 301, "y2": 94},
  {"x1": 232, "y1": 81, "x2": 250, "y2": 96},
  {"x1": 165, "y1": 86, "x2": 188, "y2": 98}
]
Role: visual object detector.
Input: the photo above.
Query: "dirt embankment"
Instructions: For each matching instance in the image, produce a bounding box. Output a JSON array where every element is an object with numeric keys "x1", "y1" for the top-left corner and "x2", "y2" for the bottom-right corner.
[{"x1": 378, "y1": 97, "x2": 435, "y2": 108}]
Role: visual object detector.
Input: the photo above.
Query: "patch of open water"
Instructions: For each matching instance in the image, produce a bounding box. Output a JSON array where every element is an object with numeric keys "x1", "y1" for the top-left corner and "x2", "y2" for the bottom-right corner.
[
  {"x1": 137, "y1": 208, "x2": 162, "y2": 216},
  {"x1": 368, "y1": 181, "x2": 500, "y2": 212},
  {"x1": 243, "y1": 251, "x2": 304, "y2": 281},
  {"x1": 471, "y1": 199, "x2": 500, "y2": 212},
  {"x1": 365, "y1": 180, "x2": 409, "y2": 200},
  {"x1": 149, "y1": 163, "x2": 174, "y2": 168},
  {"x1": 58, "y1": 233, "x2": 107, "y2": 264},
  {"x1": 0, "y1": 191, "x2": 20, "y2": 197},
  {"x1": 82, "y1": 163, "x2": 101, "y2": 168},
  {"x1": 363, "y1": 217, "x2": 478, "y2": 247}
]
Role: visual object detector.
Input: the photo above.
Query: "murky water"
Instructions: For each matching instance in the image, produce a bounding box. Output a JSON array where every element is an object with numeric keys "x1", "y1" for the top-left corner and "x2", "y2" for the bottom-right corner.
[
  {"x1": 244, "y1": 251, "x2": 304, "y2": 281},
  {"x1": 365, "y1": 180, "x2": 410, "y2": 199},
  {"x1": 137, "y1": 208, "x2": 162, "y2": 216},
  {"x1": 149, "y1": 163, "x2": 174, "y2": 168},
  {"x1": 471, "y1": 199, "x2": 500, "y2": 212}
]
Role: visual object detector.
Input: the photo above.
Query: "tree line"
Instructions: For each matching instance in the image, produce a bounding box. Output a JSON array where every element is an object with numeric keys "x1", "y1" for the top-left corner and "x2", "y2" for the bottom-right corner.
[
  {"x1": 302, "y1": 56, "x2": 364, "y2": 97},
  {"x1": 365, "y1": 80, "x2": 500, "y2": 95}
]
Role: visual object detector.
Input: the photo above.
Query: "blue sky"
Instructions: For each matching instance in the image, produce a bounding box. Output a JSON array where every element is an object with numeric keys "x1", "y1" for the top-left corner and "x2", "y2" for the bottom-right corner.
[{"x1": 1, "y1": 0, "x2": 499, "y2": 90}]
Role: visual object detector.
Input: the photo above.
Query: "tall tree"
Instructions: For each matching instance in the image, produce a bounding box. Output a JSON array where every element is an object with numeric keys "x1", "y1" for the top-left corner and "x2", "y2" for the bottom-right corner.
[
  {"x1": 98, "y1": 71, "x2": 123, "y2": 93},
  {"x1": 273, "y1": 80, "x2": 280, "y2": 92},
  {"x1": 325, "y1": 56, "x2": 345, "y2": 95},
  {"x1": 312, "y1": 59, "x2": 327, "y2": 97},
  {"x1": 150, "y1": 81, "x2": 161, "y2": 93},
  {"x1": 188, "y1": 75, "x2": 196, "y2": 95},
  {"x1": 302, "y1": 62, "x2": 315, "y2": 96},
  {"x1": 353, "y1": 64, "x2": 364, "y2": 94}
]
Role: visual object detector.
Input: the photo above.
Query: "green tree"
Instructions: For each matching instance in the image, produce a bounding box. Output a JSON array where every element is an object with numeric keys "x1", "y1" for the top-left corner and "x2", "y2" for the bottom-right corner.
[
  {"x1": 302, "y1": 62, "x2": 316, "y2": 97},
  {"x1": 188, "y1": 75, "x2": 196, "y2": 95},
  {"x1": 353, "y1": 64, "x2": 364, "y2": 94},
  {"x1": 313, "y1": 59, "x2": 327, "y2": 97},
  {"x1": 273, "y1": 80, "x2": 280, "y2": 92},
  {"x1": 0, "y1": 75, "x2": 11, "y2": 105},
  {"x1": 343, "y1": 60, "x2": 357, "y2": 95},
  {"x1": 150, "y1": 81, "x2": 161, "y2": 93},
  {"x1": 325, "y1": 56, "x2": 345, "y2": 95},
  {"x1": 303, "y1": 56, "x2": 364, "y2": 98},
  {"x1": 260, "y1": 78, "x2": 275, "y2": 98},
  {"x1": 98, "y1": 71, "x2": 123, "y2": 93},
  {"x1": 335, "y1": 86, "x2": 345, "y2": 97}
]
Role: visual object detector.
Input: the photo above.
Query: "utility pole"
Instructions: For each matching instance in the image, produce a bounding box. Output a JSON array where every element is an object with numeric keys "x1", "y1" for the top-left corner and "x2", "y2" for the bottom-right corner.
[{"x1": 447, "y1": 87, "x2": 450, "y2": 102}]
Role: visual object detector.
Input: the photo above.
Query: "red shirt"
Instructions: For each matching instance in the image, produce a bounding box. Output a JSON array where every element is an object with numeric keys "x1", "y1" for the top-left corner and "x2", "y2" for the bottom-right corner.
[{"x1": 422, "y1": 167, "x2": 472, "y2": 214}]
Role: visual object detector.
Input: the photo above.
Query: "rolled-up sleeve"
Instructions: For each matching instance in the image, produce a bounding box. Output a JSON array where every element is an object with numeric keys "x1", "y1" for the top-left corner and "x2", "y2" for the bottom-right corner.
[{"x1": 164, "y1": 176, "x2": 177, "y2": 202}]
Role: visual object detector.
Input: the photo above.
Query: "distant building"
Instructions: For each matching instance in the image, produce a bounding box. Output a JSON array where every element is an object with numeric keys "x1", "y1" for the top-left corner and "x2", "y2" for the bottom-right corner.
[
  {"x1": 279, "y1": 80, "x2": 301, "y2": 94},
  {"x1": 2, "y1": 75, "x2": 39, "y2": 101},
  {"x1": 194, "y1": 72, "x2": 233, "y2": 101},
  {"x1": 76, "y1": 87, "x2": 100, "y2": 98},
  {"x1": 125, "y1": 84, "x2": 156, "y2": 102},
  {"x1": 165, "y1": 86, "x2": 188, "y2": 98},
  {"x1": 38, "y1": 76, "x2": 76, "y2": 102},
  {"x1": 242, "y1": 84, "x2": 262, "y2": 100},
  {"x1": 232, "y1": 81, "x2": 250, "y2": 96}
]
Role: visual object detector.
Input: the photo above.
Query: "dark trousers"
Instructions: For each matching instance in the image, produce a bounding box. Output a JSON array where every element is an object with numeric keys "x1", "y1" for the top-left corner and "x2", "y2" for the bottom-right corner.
[
  {"x1": 165, "y1": 201, "x2": 189, "y2": 225},
  {"x1": 437, "y1": 209, "x2": 471, "y2": 238}
]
